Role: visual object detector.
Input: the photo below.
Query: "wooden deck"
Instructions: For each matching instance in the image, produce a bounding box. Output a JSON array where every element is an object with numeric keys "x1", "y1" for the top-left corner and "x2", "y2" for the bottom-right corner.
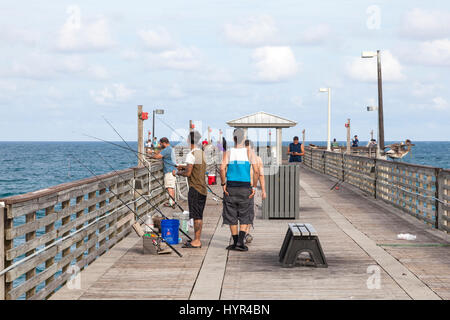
[{"x1": 50, "y1": 166, "x2": 449, "y2": 300}]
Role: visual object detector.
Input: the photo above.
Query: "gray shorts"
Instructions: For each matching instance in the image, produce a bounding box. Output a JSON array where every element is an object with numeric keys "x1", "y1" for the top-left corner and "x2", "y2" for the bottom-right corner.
[{"x1": 222, "y1": 187, "x2": 254, "y2": 225}]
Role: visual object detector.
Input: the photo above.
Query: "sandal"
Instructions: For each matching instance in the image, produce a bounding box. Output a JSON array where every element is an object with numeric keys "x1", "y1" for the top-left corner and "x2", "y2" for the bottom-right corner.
[{"x1": 182, "y1": 242, "x2": 202, "y2": 248}]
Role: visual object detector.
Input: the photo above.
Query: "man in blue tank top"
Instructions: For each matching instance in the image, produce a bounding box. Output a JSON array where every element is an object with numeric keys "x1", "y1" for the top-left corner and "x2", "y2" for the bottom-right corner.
[
  {"x1": 287, "y1": 136, "x2": 304, "y2": 163},
  {"x1": 220, "y1": 128, "x2": 256, "y2": 251}
]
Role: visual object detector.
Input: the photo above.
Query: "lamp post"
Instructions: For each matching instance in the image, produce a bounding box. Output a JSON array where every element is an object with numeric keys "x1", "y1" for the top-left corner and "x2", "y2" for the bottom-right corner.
[
  {"x1": 319, "y1": 88, "x2": 331, "y2": 151},
  {"x1": 362, "y1": 50, "x2": 384, "y2": 157},
  {"x1": 152, "y1": 108, "x2": 164, "y2": 142}
]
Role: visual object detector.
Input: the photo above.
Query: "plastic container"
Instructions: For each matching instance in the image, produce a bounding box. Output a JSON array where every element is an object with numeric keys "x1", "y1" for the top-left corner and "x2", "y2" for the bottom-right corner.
[
  {"x1": 144, "y1": 214, "x2": 154, "y2": 232},
  {"x1": 173, "y1": 211, "x2": 190, "y2": 234},
  {"x1": 160, "y1": 219, "x2": 180, "y2": 245},
  {"x1": 208, "y1": 174, "x2": 216, "y2": 185}
]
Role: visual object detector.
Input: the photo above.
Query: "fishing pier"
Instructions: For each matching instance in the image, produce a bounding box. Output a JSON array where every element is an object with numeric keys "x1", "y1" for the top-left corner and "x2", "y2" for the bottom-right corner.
[{"x1": 0, "y1": 111, "x2": 449, "y2": 300}]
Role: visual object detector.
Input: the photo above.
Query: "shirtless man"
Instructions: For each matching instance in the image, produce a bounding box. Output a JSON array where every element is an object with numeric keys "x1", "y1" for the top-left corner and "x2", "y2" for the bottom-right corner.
[{"x1": 244, "y1": 140, "x2": 266, "y2": 244}]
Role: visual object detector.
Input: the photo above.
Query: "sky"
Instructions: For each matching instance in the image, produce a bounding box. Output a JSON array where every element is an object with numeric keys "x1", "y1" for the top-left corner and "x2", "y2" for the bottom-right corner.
[{"x1": 0, "y1": 0, "x2": 449, "y2": 142}]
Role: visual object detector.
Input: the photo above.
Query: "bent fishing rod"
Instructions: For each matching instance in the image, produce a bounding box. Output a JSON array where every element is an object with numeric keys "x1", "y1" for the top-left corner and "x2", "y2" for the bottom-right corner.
[
  {"x1": 102, "y1": 117, "x2": 189, "y2": 214},
  {"x1": 84, "y1": 131, "x2": 187, "y2": 213},
  {"x1": 95, "y1": 152, "x2": 192, "y2": 241},
  {"x1": 69, "y1": 154, "x2": 183, "y2": 258}
]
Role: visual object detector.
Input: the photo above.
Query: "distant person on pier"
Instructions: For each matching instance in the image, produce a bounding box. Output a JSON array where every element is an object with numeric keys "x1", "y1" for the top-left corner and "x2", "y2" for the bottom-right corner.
[
  {"x1": 352, "y1": 135, "x2": 359, "y2": 147},
  {"x1": 153, "y1": 137, "x2": 158, "y2": 149},
  {"x1": 367, "y1": 139, "x2": 377, "y2": 148},
  {"x1": 287, "y1": 136, "x2": 304, "y2": 163},
  {"x1": 331, "y1": 138, "x2": 339, "y2": 149},
  {"x1": 150, "y1": 137, "x2": 177, "y2": 208},
  {"x1": 176, "y1": 130, "x2": 207, "y2": 249},
  {"x1": 220, "y1": 128, "x2": 255, "y2": 252},
  {"x1": 244, "y1": 139, "x2": 266, "y2": 245}
]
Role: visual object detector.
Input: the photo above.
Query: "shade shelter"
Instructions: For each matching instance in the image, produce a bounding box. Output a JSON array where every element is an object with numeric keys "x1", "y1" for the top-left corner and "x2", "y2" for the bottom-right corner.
[{"x1": 226, "y1": 111, "x2": 297, "y2": 165}]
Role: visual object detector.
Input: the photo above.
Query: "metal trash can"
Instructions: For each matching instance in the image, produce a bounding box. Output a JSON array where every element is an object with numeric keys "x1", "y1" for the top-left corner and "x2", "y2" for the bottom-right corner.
[{"x1": 262, "y1": 165, "x2": 300, "y2": 219}]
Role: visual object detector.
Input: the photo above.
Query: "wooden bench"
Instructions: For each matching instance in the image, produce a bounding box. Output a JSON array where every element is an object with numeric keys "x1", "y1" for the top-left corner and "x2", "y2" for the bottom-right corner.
[{"x1": 279, "y1": 223, "x2": 327, "y2": 268}]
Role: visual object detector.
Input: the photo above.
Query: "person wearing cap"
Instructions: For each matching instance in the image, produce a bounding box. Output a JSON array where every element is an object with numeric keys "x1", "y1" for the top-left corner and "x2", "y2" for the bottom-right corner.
[
  {"x1": 150, "y1": 137, "x2": 177, "y2": 208},
  {"x1": 287, "y1": 136, "x2": 304, "y2": 163},
  {"x1": 352, "y1": 135, "x2": 359, "y2": 147}
]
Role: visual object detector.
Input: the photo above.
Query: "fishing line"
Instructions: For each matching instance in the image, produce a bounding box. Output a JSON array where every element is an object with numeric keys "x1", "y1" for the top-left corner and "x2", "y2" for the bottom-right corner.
[
  {"x1": 101, "y1": 117, "x2": 188, "y2": 213},
  {"x1": 69, "y1": 153, "x2": 183, "y2": 257},
  {"x1": 95, "y1": 152, "x2": 192, "y2": 241},
  {"x1": 155, "y1": 116, "x2": 187, "y2": 143},
  {"x1": 0, "y1": 195, "x2": 147, "y2": 277}
]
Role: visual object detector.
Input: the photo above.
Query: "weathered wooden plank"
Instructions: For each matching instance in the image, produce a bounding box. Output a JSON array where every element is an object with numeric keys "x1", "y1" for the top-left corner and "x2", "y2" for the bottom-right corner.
[
  {"x1": 2, "y1": 168, "x2": 134, "y2": 209},
  {"x1": 56, "y1": 194, "x2": 133, "y2": 237},
  {"x1": 6, "y1": 231, "x2": 57, "y2": 261},
  {"x1": 5, "y1": 246, "x2": 58, "y2": 283}
]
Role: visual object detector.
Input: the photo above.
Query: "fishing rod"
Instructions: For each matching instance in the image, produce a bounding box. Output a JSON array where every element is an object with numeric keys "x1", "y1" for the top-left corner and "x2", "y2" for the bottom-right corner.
[
  {"x1": 156, "y1": 115, "x2": 188, "y2": 142},
  {"x1": 69, "y1": 153, "x2": 183, "y2": 258},
  {"x1": 95, "y1": 152, "x2": 192, "y2": 241},
  {"x1": 101, "y1": 117, "x2": 188, "y2": 213}
]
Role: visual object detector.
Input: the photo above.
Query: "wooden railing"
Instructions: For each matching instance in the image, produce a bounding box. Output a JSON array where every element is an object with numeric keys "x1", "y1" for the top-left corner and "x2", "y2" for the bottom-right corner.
[
  {"x1": 303, "y1": 147, "x2": 450, "y2": 233},
  {"x1": 0, "y1": 162, "x2": 166, "y2": 300}
]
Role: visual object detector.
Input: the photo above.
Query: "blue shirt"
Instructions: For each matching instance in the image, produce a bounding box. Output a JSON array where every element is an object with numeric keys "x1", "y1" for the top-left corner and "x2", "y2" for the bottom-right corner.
[
  {"x1": 159, "y1": 146, "x2": 177, "y2": 174},
  {"x1": 289, "y1": 142, "x2": 302, "y2": 162}
]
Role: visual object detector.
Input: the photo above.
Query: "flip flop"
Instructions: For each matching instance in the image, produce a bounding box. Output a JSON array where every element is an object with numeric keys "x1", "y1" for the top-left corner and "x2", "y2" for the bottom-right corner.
[
  {"x1": 182, "y1": 242, "x2": 202, "y2": 248},
  {"x1": 233, "y1": 244, "x2": 248, "y2": 251}
]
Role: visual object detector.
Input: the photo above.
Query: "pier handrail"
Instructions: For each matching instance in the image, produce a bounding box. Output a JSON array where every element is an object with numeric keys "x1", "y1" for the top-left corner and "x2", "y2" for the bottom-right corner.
[
  {"x1": 303, "y1": 147, "x2": 450, "y2": 234},
  {"x1": 0, "y1": 161, "x2": 166, "y2": 300}
]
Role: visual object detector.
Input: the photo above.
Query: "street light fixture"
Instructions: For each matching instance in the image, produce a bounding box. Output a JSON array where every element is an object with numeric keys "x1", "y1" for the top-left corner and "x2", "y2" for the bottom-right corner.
[
  {"x1": 361, "y1": 50, "x2": 385, "y2": 157},
  {"x1": 367, "y1": 106, "x2": 378, "y2": 111},
  {"x1": 152, "y1": 108, "x2": 165, "y2": 142},
  {"x1": 319, "y1": 88, "x2": 331, "y2": 151}
]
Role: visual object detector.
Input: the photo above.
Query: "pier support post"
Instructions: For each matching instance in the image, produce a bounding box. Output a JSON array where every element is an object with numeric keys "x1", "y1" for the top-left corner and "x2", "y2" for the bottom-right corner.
[
  {"x1": 0, "y1": 202, "x2": 5, "y2": 300},
  {"x1": 138, "y1": 105, "x2": 144, "y2": 167}
]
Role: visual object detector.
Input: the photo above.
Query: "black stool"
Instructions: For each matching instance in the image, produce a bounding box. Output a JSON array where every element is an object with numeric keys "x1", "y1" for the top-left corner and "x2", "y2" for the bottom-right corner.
[{"x1": 279, "y1": 223, "x2": 327, "y2": 268}]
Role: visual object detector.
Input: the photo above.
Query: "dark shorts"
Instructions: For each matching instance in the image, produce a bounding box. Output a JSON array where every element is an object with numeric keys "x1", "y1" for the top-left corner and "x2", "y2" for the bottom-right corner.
[
  {"x1": 222, "y1": 187, "x2": 254, "y2": 225},
  {"x1": 188, "y1": 187, "x2": 207, "y2": 220}
]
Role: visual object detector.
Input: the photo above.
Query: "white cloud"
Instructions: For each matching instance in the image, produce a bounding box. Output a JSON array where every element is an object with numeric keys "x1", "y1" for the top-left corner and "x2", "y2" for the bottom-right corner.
[
  {"x1": 347, "y1": 51, "x2": 405, "y2": 82},
  {"x1": 87, "y1": 65, "x2": 109, "y2": 79},
  {"x1": 90, "y1": 83, "x2": 135, "y2": 105},
  {"x1": 1, "y1": 52, "x2": 109, "y2": 80},
  {"x1": 251, "y1": 46, "x2": 299, "y2": 82},
  {"x1": 298, "y1": 24, "x2": 331, "y2": 45},
  {"x1": 0, "y1": 26, "x2": 41, "y2": 46},
  {"x1": 121, "y1": 49, "x2": 139, "y2": 60},
  {"x1": 412, "y1": 81, "x2": 440, "y2": 97},
  {"x1": 57, "y1": 5, "x2": 115, "y2": 52},
  {"x1": 138, "y1": 27, "x2": 175, "y2": 51},
  {"x1": 291, "y1": 96, "x2": 303, "y2": 108},
  {"x1": 0, "y1": 80, "x2": 17, "y2": 92},
  {"x1": 431, "y1": 97, "x2": 449, "y2": 110},
  {"x1": 401, "y1": 8, "x2": 450, "y2": 40},
  {"x1": 414, "y1": 39, "x2": 450, "y2": 66},
  {"x1": 224, "y1": 14, "x2": 277, "y2": 47},
  {"x1": 168, "y1": 83, "x2": 186, "y2": 99},
  {"x1": 147, "y1": 46, "x2": 202, "y2": 71}
]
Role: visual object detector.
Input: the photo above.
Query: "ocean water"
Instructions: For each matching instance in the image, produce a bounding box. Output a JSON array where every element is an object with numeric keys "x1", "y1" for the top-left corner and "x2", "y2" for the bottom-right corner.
[{"x1": 1, "y1": 141, "x2": 449, "y2": 199}]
